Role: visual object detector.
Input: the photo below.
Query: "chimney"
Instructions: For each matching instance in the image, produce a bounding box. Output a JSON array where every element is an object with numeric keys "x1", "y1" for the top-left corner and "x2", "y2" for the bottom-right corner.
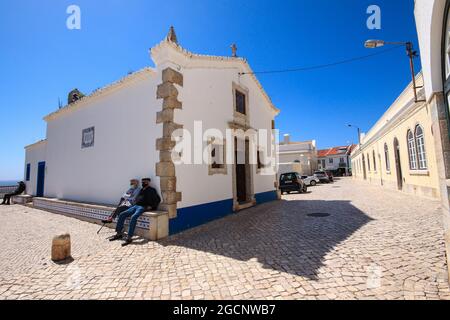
[{"x1": 283, "y1": 134, "x2": 290, "y2": 144}]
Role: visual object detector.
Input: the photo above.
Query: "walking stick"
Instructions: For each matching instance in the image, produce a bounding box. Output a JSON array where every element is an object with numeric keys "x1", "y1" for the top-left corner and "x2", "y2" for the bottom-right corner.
[
  {"x1": 97, "y1": 198, "x2": 126, "y2": 235},
  {"x1": 97, "y1": 222, "x2": 106, "y2": 234}
]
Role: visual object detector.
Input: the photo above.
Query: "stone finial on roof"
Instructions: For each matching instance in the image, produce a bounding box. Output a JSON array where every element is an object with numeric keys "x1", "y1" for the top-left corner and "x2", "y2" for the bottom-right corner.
[
  {"x1": 231, "y1": 43, "x2": 237, "y2": 57},
  {"x1": 166, "y1": 26, "x2": 178, "y2": 44},
  {"x1": 68, "y1": 88, "x2": 85, "y2": 104}
]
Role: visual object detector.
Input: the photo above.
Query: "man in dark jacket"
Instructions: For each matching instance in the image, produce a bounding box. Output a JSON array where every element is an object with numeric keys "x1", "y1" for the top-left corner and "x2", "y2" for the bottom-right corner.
[
  {"x1": 2, "y1": 181, "x2": 26, "y2": 205},
  {"x1": 110, "y1": 178, "x2": 161, "y2": 246}
]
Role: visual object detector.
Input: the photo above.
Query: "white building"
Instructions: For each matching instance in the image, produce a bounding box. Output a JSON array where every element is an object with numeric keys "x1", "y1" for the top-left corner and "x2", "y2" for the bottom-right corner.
[
  {"x1": 317, "y1": 145, "x2": 354, "y2": 175},
  {"x1": 24, "y1": 27, "x2": 280, "y2": 236},
  {"x1": 277, "y1": 134, "x2": 317, "y2": 176}
]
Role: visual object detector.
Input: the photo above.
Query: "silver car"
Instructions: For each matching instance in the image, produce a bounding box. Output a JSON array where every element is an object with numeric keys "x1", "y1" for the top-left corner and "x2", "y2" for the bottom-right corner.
[
  {"x1": 301, "y1": 175, "x2": 320, "y2": 186},
  {"x1": 313, "y1": 171, "x2": 330, "y2": 183}
]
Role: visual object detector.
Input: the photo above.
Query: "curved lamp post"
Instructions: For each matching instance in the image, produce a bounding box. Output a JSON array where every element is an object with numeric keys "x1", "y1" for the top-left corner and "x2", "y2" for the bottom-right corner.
[
  {"x1": 364, "y1": 40, "x2": 425, "y2": 103},
  {"x1": 347, "y1": 124, "x2": 361, "y2": 146}
]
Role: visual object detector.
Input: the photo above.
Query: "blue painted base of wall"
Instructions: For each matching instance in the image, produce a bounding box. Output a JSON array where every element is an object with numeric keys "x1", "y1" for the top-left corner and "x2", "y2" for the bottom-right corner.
[
  {"x1": 255, "y1": 190, "x2": 278, "y2": 204},
  {"x1": 169, "y1": 189, "x2": 278, "y2": 235},
  {"x1": 169, "y1": 198, "x2": 233, "y2": 235}
]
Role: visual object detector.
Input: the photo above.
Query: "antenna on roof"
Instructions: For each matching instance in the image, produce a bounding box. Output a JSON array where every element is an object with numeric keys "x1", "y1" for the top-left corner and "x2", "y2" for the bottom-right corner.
[{"x1": 58, "y1": 97, "x2": 62, "y2": 109}]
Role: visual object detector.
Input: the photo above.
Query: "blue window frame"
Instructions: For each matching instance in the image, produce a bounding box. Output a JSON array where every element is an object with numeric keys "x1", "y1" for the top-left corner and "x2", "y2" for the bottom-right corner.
[{"x1": 25, "y1": 163, "x2": 30, "y2": 181}]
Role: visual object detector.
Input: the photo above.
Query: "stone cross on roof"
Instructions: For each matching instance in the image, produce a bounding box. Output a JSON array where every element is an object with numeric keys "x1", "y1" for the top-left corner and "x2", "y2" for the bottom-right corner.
[
  {"x1": 231, "y1": 43, "x2": 237, "y2": 57},
  {"x1": 166, "y1": 26, "x2": 178, "y2": 44}
]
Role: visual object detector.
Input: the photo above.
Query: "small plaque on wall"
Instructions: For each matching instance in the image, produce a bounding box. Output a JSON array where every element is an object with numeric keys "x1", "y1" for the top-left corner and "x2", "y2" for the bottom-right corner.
[{"x1": 81, "y1": 127, "x2": 95, "y2": 148}]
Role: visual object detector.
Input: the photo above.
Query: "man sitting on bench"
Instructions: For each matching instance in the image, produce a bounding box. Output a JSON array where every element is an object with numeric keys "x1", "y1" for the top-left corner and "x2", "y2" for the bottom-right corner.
[
  {"x1": 1, "y1": 181, "x2": 26, "y2": 205},
  {"x1": 101, "y1": 179, "x2": 141, "y2": 224},
  {"x1": 110, "y1": 178, "x2": 161, "y2": 246}
]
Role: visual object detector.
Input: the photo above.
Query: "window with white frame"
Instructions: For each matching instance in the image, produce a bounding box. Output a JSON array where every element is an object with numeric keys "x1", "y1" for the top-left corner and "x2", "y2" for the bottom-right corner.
[
  {"x1": 208, "y1": 138, "x2": 227, "y2": 174},
  {"x1": 415, "y1": 125, "x2": 427, "y2": 170},
  {"x1": 384, "y1": 143, "x2": 390, "y2": 172},
  {"x1": 445, "y1": 10, "x2": 450, "y2": 78},
  {"x1": 444, "y1": 5, "x2": 450, "y2": 134},
  {"x1": 372, "y1": 150, "x2": 377, "y2": 171},
  {"x1": 257, "y1": 149, "x2": 266, "y2": 170},
  {"x1": 407, "y1": 130, "x2": 418, "y2": 170},
  {"x1": 211, "y1": 144, "x2": 224, "y2": 168},
  {"x1": 235, "y1": 90, "x2": 246, "y2": 115}
]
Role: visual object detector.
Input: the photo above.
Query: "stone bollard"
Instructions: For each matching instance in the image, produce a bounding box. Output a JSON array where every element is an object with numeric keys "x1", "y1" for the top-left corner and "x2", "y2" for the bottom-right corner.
[{"x1": 51, "y1": 234, "x2": 71, "y2": 262}]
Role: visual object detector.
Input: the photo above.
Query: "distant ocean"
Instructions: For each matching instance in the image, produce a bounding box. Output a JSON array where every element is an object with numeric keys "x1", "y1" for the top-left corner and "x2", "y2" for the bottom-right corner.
[{"x1": 0, "y1": 180, "x2": 19, "y2": 187}]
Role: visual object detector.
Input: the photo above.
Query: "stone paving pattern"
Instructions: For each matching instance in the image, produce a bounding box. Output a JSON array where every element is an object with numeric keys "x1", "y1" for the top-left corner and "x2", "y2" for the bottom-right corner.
[{"x1": 0, "y1": 178, "x2": 449, "y2": 300}]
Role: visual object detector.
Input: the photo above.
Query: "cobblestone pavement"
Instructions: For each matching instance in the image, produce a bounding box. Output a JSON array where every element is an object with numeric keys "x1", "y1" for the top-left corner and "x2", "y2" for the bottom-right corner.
[{"x1": 0, "y1": 178, "x2": 449, "y2": 300}]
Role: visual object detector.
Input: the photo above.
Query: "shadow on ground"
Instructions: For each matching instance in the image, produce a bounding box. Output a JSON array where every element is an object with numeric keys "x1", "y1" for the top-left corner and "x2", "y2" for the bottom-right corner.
[{"x1": 159, "y1": 198, "x2": 373, "y2": 279}]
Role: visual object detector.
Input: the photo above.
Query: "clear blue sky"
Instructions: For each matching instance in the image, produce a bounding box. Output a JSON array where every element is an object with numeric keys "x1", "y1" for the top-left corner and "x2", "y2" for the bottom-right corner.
[{"x1": 0, "y1": 0, "x2": 419, "y2": 180}]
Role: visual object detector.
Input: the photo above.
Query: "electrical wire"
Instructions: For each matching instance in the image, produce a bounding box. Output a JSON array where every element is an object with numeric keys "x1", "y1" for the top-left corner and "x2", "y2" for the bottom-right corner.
[{"x1": 239, "y1": 45, "x2": 404, "y2": 75}]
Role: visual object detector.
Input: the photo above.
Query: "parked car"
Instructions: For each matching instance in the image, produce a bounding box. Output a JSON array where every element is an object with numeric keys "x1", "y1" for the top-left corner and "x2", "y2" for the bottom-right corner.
[
  {"x1": 325, "y1": 170, "x2": 334, "y2": 182},
  {"x1": 313, "y1": 171, "x2": 330, "y2": 183},
  {"x1": 279, "y1": 172, "x2": 308, "y2": 194},
  {"x1": 301, "y1": 175, "x2": 320, "y2": 186}
]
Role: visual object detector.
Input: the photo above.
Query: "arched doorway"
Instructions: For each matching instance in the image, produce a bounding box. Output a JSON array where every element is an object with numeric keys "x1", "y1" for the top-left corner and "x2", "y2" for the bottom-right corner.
[
  {"x1": 393, "y1": 138, "x2": 403, "y2": 190},
  {"x1": 361, "y1": 154, "x2": 367, "y2": 180}
]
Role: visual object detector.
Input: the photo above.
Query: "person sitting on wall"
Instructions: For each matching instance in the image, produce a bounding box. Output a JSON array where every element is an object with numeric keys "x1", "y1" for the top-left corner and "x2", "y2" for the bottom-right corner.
[
  {"x1": 101, "y1": 179, "x2": 141, "y2": 224},
  {"x1": 1, "y1": 181, "x2": 26, "y2": 205},
  {"x1": 109, "y1": 178, "x2": 161, "y2": 246}
]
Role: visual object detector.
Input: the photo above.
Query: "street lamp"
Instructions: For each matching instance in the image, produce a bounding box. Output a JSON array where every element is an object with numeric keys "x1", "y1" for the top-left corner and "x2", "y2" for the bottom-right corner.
[
  {"x1": 347, "y1": 124, "x2": 361, "y2": 146},
  {"x1": 364, "y1": 39, "x2": 425, "y2": 103}
]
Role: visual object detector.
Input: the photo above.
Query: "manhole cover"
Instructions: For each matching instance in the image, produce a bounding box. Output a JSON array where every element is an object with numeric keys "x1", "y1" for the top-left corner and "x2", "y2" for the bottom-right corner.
[{"x1": 307, "y1": 212, "x2": 330, "y2": 217}]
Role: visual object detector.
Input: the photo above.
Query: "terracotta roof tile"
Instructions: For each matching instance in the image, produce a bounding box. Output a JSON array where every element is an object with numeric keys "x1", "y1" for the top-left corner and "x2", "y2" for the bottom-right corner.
[{"x1": 317, "y1": 145, "x2": 353, "y2": 157}]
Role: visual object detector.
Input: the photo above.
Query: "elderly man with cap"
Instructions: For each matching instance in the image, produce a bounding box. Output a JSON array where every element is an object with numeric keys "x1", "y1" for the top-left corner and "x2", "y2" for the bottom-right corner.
[
  {"x1": 1, "y1": 181, "x2": 26, "y2": 205},
  {"x1": 101, "y1": 179, "x2": 141, "y2": 224},
  {"x1": 110, "y1": 177, "x2": 160, "y2": 246}
]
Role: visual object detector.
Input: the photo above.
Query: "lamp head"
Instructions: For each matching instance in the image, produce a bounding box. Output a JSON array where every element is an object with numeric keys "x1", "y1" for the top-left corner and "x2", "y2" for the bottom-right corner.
[{"x1": 364, "y1": 39, "x2": 385, "y2": 48}]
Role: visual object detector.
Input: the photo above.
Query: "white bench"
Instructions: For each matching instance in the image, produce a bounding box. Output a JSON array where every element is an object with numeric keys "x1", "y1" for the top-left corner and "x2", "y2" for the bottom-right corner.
[
  {"x1": 32, "y1": 197, "x2": 169, "y2": 240},
  {"x1": 12, "y1": 194, "x2": 33, "y2": 204}
]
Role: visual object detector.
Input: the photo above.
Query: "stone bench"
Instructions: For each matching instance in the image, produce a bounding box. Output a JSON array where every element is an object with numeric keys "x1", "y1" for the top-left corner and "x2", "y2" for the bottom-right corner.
[
  {"x1": 12, "y1": 194, "x2": 33, "y2": 204},
  {"x1": 32, "y1": 197, "x2": 168, "y2": 240}
]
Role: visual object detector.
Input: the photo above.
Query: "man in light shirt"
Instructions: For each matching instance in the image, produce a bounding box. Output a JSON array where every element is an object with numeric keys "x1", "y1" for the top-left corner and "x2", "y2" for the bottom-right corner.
[{"x1": 101, "y1": 179, "x2": 141, "y2": 224}]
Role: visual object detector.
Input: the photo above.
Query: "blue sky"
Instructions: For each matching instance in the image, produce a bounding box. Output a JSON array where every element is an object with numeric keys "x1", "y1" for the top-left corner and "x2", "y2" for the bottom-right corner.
[{"x1": 0, "y1": 0, "x2": 419, "y2": 180}]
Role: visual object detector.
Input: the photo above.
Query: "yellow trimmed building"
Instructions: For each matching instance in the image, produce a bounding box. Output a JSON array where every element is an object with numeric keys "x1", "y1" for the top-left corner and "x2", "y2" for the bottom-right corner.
[{"x1": 351, "y1": 73, "x2": 441, "y2": 199}]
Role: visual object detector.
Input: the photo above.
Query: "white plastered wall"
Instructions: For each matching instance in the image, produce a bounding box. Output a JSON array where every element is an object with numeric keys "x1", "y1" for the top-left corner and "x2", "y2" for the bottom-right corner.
[
  {"x1": 44, "y1": 73, "x2": 162, "y2": 205},
  {"x1": 24, "y1": 141, "x2": 47, "y2": 196}
]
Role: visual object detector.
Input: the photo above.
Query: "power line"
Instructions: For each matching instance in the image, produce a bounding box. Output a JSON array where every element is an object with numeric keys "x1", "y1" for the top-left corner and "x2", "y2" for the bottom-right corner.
[{"x1": 239, "y1": 45, "x2": 404, "y2": 75}]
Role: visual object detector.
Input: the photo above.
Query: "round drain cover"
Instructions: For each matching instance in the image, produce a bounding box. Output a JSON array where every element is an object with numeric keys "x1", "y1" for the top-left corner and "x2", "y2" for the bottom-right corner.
[{"x1": 307, "y1": 212, "x2": 330, "y2": 217}]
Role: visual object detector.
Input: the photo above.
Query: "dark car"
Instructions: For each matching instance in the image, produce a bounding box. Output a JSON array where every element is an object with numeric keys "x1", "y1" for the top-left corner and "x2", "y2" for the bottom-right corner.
[
  {"x1": 279, "y1": 172, "x2": 307, "y2": 194},
  {"x1": 313, "y1": 171, "x2": 330, "y2": 183}
]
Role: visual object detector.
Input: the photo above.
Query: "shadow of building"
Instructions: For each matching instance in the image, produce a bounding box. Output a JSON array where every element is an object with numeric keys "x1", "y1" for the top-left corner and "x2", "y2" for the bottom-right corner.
[{"x1": 159, "y1": 199, "x2": 373, "y2": 279}]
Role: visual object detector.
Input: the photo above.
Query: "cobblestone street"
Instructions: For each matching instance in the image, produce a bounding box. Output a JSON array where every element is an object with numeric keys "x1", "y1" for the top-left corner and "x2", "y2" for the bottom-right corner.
[{"x1": 0, "y1": 177, "x2": 449, "y2": 300}]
